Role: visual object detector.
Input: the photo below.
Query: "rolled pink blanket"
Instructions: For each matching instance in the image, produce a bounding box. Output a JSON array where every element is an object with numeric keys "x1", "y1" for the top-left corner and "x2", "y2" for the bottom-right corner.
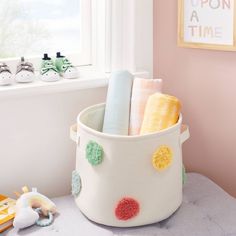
[{"x1": 129, "y1": 78, "x2": 162, "y2": 135}]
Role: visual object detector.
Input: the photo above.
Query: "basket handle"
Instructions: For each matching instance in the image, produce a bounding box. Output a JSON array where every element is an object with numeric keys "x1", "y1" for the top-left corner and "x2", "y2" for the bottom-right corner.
[
  {"x1": 180, "y1": 124, "x2": 190, "y2": 144},
  {"x1": 70, "y1": 124, "x2": 80, "y2": 143}
]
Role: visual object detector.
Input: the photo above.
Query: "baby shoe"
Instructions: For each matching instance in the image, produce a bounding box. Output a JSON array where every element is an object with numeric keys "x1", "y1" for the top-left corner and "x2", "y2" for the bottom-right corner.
[
  {"x1": 40, "y1": 54, "x2": 60, "y2": 82},
  {"x1": 0, "y1": 63, "x2": 13, "y2": 86},
  {"x1": 15, "y1": 57, "x2": 35, "y2": 83},
  {"x1": 55, "y1": 52, "x2": 79, "y2": 79}
]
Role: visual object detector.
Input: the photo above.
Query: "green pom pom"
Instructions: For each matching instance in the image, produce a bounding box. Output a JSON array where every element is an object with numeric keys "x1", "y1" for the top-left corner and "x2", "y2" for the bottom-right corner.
[
  {"x1": 182, "y1": 165, "x2": 187, "y2": 185},
  {"x1": 86, "y1": 141, "x2": 103, "y2": 166},
  {"x1": 72, "y1": 170, "x2": 81, "y2": 197}
]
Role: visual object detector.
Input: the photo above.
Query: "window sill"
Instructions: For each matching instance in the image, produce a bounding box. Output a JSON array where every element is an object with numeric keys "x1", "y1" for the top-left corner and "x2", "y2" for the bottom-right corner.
[
  {"x1": 0, "y1": 67, "x2": 149, "y2": 99},
  {"x1": 0, "y1": 69, "x2": 109, "y2": 99}
]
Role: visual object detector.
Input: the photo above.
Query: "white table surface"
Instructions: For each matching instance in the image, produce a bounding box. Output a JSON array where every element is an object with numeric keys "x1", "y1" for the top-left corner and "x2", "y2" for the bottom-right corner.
[{"x1": 4, "y1": 173, "x2": 236, "y2": 236}]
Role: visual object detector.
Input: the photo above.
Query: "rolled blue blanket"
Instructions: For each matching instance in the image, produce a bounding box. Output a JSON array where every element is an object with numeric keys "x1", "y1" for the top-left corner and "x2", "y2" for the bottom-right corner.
[{"x1": 102, "y1": 71, "x2": 134, "y2": 135}]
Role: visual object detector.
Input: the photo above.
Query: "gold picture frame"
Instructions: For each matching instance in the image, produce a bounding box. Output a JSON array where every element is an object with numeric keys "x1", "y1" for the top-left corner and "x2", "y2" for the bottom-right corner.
[{"x1": 178, "y1": 0, "x2": 236, "y2": 51}]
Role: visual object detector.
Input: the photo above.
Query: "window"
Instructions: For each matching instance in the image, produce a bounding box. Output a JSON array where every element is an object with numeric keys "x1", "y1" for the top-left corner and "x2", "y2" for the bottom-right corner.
[
  {"x1": 0, "y1": 0, "x2": 153, "y2": 79},
  {"x1": 0, "y1": 0, "x2": 91, "y2": 66}
]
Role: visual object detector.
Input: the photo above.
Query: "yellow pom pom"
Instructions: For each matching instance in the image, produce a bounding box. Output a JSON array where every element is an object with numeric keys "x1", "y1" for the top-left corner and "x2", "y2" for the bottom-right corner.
[{"x1": 152, "y1": 145, "x2": 173, "y2": 171}]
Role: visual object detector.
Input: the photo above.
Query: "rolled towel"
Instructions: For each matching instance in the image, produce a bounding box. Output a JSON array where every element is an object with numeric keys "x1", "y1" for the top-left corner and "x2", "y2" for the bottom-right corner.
[
  {"x1": 102, "y1": 71, "x2": 134, "y2": 135},
  {"x1": 140, "y1": 93, "x2": 181, "y2": 135},
  {"x1": 129, "y1": 78, "x2": 162, "y2": 135}
]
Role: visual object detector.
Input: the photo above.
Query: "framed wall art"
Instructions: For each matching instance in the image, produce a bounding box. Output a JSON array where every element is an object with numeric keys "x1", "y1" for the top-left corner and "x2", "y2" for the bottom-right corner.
[{"x1": 178, "y1": 0, "x2": 236, "y2": 50}]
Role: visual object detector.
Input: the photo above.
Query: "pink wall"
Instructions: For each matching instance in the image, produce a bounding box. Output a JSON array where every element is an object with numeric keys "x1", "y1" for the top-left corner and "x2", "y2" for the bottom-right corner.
[{"x1": 154, "y1": 0, "x2": 236, "y2": 197}]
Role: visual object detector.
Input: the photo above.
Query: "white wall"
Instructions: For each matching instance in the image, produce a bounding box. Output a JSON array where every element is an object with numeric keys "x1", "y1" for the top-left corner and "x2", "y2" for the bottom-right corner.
[{"x1": 0, "y1": 87, "x2": 107, "y2": 198}]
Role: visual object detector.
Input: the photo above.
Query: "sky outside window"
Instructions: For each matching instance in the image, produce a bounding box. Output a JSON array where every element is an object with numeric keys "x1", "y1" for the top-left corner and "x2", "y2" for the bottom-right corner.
[{"x1": 0, "y1": 0, "x2": 81, "y2": 58}]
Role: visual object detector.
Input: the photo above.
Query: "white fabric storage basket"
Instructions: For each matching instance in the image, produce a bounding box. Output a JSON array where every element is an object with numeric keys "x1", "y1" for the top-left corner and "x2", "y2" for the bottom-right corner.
[{"x1": 70, "y1": 103, "x2": 190, "y2": 227}]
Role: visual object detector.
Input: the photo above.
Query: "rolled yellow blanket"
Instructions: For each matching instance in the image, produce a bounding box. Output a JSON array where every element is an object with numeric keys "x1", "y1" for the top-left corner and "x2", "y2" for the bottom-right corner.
[{"x1": 140, "y1": 93, "x2": 181, "y2": 135}]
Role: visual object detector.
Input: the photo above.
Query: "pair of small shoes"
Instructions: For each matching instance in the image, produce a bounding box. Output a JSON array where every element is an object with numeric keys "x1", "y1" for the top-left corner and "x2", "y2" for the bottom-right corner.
[
  {"x1": 0, "y1": 57, "x2": 35, "y2": 86},
  {"x1": 40, "y1": 53, "x2": 79, "y2": 82}
]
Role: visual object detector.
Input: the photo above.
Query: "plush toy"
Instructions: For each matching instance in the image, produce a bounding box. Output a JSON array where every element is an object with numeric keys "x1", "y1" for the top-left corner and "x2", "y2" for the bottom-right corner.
[{"x1": 13, "y1": 186, "x2": 57, "y2": 230}]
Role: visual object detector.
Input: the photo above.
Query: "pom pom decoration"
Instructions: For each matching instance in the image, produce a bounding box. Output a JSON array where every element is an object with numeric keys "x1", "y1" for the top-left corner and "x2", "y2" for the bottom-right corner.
[
  {"x1": 86, "y1": 141, "x2": 104, "y2": 166},
  {"x1": 182, "y1": 165, "x2": 187, "y2": 185},
  {"x1": 115, "y1": 197, "x2": 140, "y2": 221},
  {"x1": 72, "y1": 170, "x2": 81, "y2": 197},
  {"x1": 152, "y1": 145, "x2": 173, "y2": 171}
]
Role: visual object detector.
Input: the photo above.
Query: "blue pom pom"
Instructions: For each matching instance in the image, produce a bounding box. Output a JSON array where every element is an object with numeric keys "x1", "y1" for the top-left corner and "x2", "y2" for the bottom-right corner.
[
  {"x1": 182, "y1": 165, "x2": 187, "y2": 185},
  {"x1": 72, "y1": 170, "x2": 81, "y2": 197}
]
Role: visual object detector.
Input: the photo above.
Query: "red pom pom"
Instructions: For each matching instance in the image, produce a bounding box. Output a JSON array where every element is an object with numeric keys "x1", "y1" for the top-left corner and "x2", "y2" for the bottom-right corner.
[{"x1": 115, "y1": 197, "x2": 140, "y2": 220}]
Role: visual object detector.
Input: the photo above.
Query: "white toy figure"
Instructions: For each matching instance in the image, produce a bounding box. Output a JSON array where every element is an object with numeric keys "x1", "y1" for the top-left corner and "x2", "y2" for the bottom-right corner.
[{"x1": 13, "y1": 186, "x2": 57, "y2": 230}]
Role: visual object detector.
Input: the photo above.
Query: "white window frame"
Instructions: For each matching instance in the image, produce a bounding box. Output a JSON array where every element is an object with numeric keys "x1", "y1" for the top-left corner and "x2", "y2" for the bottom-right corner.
[
  {"x1": 2, "y1": 0, "x2": 92, "y2": 71},
  {"x1": 70, "y1": 0, "x2": 92, "y2": 66}
]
